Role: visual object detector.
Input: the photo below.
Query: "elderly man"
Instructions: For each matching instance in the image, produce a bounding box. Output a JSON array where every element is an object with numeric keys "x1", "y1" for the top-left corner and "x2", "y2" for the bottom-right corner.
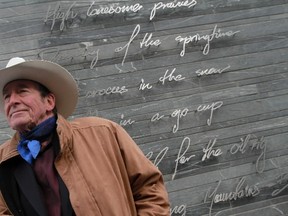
[{"x1": 0, "y1": 57, "x2": 170, "y2": 216}]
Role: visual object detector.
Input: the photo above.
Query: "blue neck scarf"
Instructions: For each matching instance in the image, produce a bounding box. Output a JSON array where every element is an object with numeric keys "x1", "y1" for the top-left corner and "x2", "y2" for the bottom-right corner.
[{"x1": 17, "y1": 116, "x2": 57, "y2": 164}]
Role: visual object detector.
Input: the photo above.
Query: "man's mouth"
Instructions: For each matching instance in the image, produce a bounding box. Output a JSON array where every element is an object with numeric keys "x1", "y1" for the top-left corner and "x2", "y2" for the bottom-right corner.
[{"x1": 10, "y1": 110, "x2": 26, "y2": 118}]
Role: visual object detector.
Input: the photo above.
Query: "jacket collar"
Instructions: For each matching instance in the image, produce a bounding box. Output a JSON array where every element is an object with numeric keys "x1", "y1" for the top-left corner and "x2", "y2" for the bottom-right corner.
[{"x1": 55, "y1": 114, "x2": 73, "y2": 154}]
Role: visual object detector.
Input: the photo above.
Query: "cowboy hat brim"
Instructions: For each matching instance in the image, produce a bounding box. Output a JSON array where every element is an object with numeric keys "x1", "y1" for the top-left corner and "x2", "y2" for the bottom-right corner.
[{"x1": 0, "y1": 60, "x2": 78, "y2": 118}]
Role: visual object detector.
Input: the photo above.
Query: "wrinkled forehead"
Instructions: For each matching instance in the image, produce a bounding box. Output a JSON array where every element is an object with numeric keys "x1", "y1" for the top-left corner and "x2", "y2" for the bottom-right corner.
[{"x1": 2, "y1": 79, "x2": 41, "y2": 94}]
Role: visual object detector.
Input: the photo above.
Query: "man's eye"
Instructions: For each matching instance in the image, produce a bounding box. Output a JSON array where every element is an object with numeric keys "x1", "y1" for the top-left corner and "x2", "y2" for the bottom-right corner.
[
  {"x1": 19, "y1": 89, "x2": 28, "y2": 93},
  {"x1": 3, "y1": 95, "x2": 10, "y2": 101}
]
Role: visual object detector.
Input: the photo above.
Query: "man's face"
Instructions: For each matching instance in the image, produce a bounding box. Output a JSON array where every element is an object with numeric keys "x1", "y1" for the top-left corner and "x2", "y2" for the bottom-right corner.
[{"x1": 3, "y1": 80, "x2": 55, "y2": 132}]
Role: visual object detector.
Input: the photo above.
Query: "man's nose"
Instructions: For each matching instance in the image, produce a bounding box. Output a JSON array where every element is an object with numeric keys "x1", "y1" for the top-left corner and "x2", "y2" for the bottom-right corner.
[{"x1": 7, "y1": 92, "x2": 21, "y2": 105}]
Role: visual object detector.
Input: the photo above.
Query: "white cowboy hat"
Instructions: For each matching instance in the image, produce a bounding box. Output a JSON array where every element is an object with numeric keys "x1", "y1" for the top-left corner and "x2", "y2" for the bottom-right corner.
[{"x1": 0, "y1": 57, "x2": 78, "y2": 118}]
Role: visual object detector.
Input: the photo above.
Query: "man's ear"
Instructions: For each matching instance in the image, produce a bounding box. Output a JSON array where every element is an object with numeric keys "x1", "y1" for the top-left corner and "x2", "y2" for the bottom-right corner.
[{"x1": 46, "y1": 93, "x2": 56, "y2": 112}]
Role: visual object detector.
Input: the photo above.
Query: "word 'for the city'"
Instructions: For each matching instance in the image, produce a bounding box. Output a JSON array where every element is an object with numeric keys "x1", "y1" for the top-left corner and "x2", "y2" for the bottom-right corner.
[{"x1": 146, "y1": 134, "x2": 267, "y2": 181}]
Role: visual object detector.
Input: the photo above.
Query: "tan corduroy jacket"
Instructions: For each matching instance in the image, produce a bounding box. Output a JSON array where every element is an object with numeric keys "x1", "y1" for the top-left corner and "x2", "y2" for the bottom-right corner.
[{"x1": 0, "y1": 115, "x2": 170, "y2": 215}]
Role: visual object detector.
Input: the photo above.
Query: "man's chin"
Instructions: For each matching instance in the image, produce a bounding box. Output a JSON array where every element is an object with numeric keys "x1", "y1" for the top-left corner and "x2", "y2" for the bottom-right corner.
[{"x1": 10, "y1": 119, "x2": 34, "y2": 133}]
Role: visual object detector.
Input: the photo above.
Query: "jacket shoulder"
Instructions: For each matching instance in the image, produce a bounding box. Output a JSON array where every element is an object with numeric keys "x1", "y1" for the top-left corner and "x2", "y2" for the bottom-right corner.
[
  {"x1": 70, "y1": 116, "x2": 118, "y2": 130},
  {"x1": 0, "y1": 137, "x2": 18, "y2": 163},
  {"x1": 0, "y1": 140, "x2": 11, "y2": 157}
]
